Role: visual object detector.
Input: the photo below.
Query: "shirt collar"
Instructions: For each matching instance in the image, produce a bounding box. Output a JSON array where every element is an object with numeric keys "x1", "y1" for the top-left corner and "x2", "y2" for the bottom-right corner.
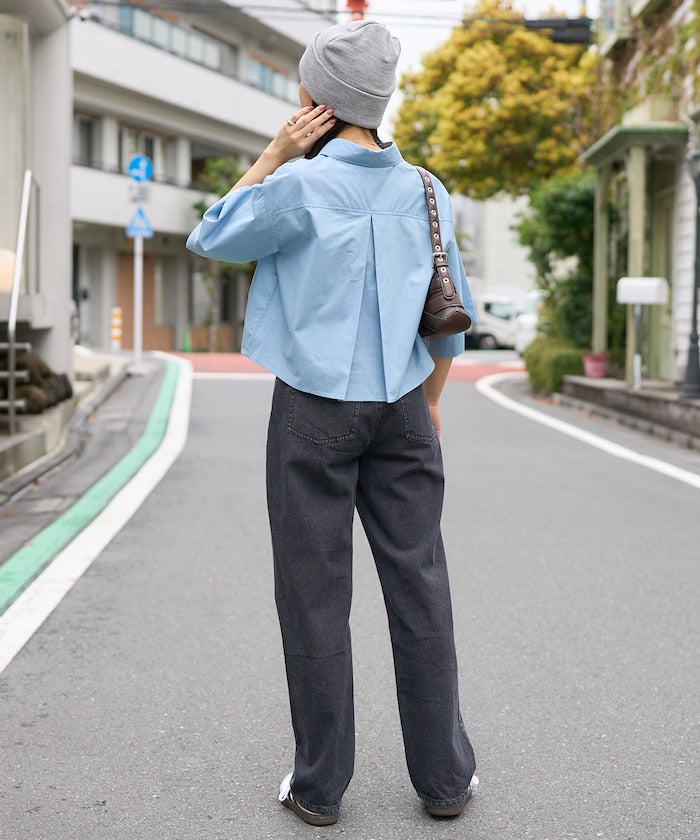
[{"x1": 319, "y1": 138, "x2": 403, "y2": 168}]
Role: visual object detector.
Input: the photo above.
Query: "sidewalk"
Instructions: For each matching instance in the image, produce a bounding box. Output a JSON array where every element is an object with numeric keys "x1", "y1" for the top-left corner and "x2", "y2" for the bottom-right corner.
[
  {"x1": 558, "y1": 374, "x2": 700, "y2": 451},
  {"x1": 0, "y1": 347, "x2": 132, "y2": 505},
  {"x1": 0, "y1": 353, "x2": 174, "y2": 623}
]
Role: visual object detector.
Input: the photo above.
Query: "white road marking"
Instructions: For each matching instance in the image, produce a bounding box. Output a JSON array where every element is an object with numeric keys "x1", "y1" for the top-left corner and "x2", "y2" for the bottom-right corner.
[
  {"x1": 0, "y1": 354, "x2": 193, "y2": 676},
  {"x1": 193, "y1": 372, "x2": 274, "y2": 380},
  {"x1": 476, "y1": 372, "x2": 700, "y2": 491}
]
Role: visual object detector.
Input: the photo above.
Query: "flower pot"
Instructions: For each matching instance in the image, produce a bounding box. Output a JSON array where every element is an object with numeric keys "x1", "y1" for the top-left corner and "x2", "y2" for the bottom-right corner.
[{"x1": 582, "y1": 352, "x2": 609, "y2": 378}]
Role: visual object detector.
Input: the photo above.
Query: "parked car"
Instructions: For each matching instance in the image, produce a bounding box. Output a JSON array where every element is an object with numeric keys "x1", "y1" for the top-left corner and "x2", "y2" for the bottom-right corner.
[
  {"x1": 514, "y1": 290, "x2": 542, "y2": 356},
  {"x1": 467, "y1": 293, "x2": 518, "y2": 349}
]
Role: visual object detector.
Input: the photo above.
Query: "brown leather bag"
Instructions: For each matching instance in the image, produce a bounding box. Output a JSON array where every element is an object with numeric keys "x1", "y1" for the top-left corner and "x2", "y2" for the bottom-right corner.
[{"x1": 416, "y1": 167, "x2": 472, "y2": 340}]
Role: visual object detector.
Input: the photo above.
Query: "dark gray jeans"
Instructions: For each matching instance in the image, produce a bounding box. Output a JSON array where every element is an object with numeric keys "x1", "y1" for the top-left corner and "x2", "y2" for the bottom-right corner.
[{"x1": 266, "y1": 378, "x2": 475, "y2": 815}]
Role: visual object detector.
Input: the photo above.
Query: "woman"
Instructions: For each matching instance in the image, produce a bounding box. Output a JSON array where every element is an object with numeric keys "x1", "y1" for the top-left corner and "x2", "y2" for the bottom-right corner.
[{"x1": 187, "y1": 19, "x2": 477, "y2": 827}]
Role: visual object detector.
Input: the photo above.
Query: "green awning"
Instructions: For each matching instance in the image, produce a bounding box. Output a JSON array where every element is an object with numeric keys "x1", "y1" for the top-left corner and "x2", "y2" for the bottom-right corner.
[{"x1": 582, "y1": 122, "x2": 688, "y2": 167}]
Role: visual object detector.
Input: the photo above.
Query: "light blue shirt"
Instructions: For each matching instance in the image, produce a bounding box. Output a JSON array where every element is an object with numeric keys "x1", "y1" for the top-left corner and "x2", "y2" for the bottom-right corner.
[{"x1": 186, "y1": 139, "x2": 476, "y2": 402}]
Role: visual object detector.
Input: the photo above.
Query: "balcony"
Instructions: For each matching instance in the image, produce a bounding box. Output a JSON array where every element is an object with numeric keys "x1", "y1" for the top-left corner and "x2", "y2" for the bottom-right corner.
[
  {"x1": 599, "y1": 0, "x2": 633, "y2": 56},
  {"x1": 71, "y1": 18, "x2": 297, "y2": 143},
  {"x1": 71, "y1": 165, "x2": 203, "y2": 237}
]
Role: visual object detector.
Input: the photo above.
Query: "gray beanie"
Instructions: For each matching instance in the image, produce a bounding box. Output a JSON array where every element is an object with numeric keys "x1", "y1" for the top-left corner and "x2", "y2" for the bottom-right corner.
[{"x1": 299, "y1": 20, "x2": 401, "y2": 129}]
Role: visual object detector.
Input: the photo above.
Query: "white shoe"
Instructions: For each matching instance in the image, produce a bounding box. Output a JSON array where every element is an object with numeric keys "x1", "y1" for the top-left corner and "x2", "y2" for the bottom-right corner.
[{"x1": 278, "y1": 772, "x2": 339, "y2": 826}]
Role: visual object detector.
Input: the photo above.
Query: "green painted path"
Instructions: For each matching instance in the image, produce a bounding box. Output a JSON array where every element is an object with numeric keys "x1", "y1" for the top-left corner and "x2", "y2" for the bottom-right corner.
[{"x1": 0, "y1": 361, "x2": 180, "y2": 616}]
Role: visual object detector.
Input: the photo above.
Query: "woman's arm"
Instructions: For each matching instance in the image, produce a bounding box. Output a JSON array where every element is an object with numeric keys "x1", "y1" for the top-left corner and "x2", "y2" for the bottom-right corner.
[
  {"x1": 423, "y1": 355, "x2": 453, "y2": 438},
  {"x1": 230, "y1": 104, "x2": 336, "y2": 191}
]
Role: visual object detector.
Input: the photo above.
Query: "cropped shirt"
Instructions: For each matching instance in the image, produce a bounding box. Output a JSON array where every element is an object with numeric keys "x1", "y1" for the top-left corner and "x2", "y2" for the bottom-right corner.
[{"x1": 186, "y1": 138, "x2": 476, "y2": 402}]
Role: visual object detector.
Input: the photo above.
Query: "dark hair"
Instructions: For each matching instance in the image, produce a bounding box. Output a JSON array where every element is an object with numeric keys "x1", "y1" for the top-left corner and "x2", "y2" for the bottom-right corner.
[{"x1": 305, "y1": 106, "x2": 384, "y2": 160}]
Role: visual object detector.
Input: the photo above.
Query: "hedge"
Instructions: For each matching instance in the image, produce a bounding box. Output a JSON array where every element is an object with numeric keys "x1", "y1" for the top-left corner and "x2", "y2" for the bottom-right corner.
[{"x1": 523, "y1": 336, "x2": 584, "y2": 394}]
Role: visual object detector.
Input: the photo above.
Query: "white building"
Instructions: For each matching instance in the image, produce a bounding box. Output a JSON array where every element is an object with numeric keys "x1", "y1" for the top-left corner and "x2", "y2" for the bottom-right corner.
[
  {"x1": 0, "y1": 0, "x2": 336, "y2": 370},
  {"x1": 452, "y1": 193, "x2": 536, "y2": 311}
]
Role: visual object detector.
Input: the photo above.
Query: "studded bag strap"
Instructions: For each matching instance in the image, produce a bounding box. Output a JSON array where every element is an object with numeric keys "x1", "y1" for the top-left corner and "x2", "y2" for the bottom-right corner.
[{"x1": 415, "y1": 166, "x2": 457, "y2": 300}]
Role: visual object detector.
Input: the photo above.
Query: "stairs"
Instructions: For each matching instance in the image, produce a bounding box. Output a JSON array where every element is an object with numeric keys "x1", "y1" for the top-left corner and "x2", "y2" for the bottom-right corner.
[{"x1": 0, "y1": 341, "x2": 32, "y2": 418}]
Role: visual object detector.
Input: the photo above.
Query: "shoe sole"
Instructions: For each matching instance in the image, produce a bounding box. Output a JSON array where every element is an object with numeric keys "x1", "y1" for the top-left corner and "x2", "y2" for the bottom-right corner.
[
  {"x1": 426, "y1": 784, "x2": 473, "y2": 818},
  {"x1": 282, "y1": 794, "x2": 338, "y2": 826}
]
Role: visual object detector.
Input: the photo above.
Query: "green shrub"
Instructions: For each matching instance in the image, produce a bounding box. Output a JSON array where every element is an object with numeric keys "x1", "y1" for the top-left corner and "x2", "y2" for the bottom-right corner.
[{"x1": 523, "y1": 336, "x2": 584, "y2": 394}]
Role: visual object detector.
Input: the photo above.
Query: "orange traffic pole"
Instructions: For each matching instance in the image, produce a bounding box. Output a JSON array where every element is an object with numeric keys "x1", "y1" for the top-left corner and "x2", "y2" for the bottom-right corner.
[
  {"x1": 110, "y1": 306, "x2": 123, "y2": 351},
  {"x1": 347, "y1": 0, "x2": 368, "y2": 20}
]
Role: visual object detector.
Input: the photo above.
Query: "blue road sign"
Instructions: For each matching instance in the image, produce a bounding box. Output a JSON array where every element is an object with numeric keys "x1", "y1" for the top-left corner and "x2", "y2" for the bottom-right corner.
[
  {"x1": 126, "y1": 206, "x2": 154, "y2": 239},
  {"x1": 128, "y1": 155, "x2": 153, "y2": 182}
]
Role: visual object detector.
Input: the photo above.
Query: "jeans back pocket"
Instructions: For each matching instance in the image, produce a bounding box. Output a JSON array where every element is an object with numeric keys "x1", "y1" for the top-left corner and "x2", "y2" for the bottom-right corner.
[
  {"x1": 399, "y1": 386, "x2": 436, "y2": 441},
  {"x1": 287, "y1": 390, "x2": 360, "y2": 445}
]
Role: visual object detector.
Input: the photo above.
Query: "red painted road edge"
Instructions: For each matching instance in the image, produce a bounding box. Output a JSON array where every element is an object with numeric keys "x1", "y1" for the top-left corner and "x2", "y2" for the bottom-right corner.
[{"x1": 175, "y1": 353, "x2": 524, "y2": 384}]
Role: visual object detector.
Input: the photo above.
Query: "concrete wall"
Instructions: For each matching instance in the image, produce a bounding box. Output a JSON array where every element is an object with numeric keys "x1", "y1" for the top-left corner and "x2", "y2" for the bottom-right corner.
[
  {"x1": 30, "y1": 22, "x2": 73, "y2": 376},
  {"x1": 0, "y1": 15, "x2": 28, "y2": 256}
]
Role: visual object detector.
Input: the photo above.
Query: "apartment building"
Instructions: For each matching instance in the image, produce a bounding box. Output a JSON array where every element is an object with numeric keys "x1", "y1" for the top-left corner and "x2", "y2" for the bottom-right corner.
[
  {"x1": 583, "y1": 0, "x2": 698, "y2": 386},
  {"x1": 0, "y1": 0, "x2": 337, "y2": 371},
  {"x1": 1, "y1": 0, "x2": 73, "y2": 377}
]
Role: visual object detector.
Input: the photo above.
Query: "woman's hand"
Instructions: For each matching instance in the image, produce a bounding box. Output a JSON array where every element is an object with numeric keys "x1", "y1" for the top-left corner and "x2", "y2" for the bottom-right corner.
[
  {"x1": 423, "y1": 356, "x2": 452, "y2": 440},
  {"x1": 229, "y1": 105, "x2": 336, "y2": 191},
  {"x1": 269, "y1": 104, "x2": 337, "y2": 162},
  {"x1": 428, "y1": 403, "x2": 442, "y2": 439}
]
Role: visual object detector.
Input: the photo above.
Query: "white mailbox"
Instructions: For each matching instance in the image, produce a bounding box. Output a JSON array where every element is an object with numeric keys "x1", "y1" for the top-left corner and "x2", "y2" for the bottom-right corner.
[
  {"x1": 616, "y1": 276, "x2": 668, "y2": 305},
  {"x1": 616, "y1": 276, "x2": 669, "y2": 391}
]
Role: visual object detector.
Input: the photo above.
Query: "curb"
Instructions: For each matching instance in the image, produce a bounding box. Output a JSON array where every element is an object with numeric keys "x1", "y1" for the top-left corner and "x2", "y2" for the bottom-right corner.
[
  {"x1": 0, "y1": 357, "x2": 184, "y2": 617},
  {"x1": 554, "y1": 391, "x2": 700, "y2": 452},
  {"x1": 0, "y1": 363, "x2": 130, "y2": 507}
]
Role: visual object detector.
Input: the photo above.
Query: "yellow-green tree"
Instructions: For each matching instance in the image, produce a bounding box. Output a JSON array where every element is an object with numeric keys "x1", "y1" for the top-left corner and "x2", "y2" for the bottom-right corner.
[{"x1": 393, "y1": 0, "x2": 596, "y2": 199}]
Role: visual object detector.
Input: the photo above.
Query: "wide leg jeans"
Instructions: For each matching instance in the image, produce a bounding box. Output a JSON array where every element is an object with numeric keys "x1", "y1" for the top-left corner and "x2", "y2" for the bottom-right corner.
[{"x1": 266, "y1": 379, "x2": 475, "y2": 815}]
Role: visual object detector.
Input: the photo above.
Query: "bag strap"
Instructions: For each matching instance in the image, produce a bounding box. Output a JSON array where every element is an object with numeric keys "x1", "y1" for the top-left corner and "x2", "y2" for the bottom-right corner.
[{"x1": 416, "y1": 166, "x2": 456, "y2": 300}]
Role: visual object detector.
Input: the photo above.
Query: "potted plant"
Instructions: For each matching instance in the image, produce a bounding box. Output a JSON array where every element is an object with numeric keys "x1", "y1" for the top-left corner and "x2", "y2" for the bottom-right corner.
[{"x1": 582, "y1": 351, "x2": 609, "y2": 378}]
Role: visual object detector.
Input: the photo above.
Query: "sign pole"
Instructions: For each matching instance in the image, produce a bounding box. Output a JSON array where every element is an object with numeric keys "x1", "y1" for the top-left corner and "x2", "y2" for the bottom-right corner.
[
  {"x1": 132, "y1": 235, "x2": 144, "y2": 373},
  {"x1": 633, "y1": 302, "x2": 642, "y2": 391},
  {"x1": 126, "y1": 154, "x2": 154, "y2": 376}
]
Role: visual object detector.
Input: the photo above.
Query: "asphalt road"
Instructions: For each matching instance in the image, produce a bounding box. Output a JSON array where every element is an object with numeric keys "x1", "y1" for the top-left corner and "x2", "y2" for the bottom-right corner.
[{"x1": 1, "y1": 370, "x2": 698, "y2": 840}]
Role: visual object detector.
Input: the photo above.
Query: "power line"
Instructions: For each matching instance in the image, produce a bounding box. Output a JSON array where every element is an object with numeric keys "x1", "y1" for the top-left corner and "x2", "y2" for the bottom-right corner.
[
  {"x1": 89, "y1": 1, "x2": 459, "y2": 18},
  {"x1": 87, "y1": 1, "x2": 592, "y2": 28}
]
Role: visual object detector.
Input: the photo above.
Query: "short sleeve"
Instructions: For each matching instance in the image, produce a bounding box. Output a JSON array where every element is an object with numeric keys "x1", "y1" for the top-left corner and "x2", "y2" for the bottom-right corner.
[{"x1": 186, "y1": 185, "x2": 280, "y2": 263}]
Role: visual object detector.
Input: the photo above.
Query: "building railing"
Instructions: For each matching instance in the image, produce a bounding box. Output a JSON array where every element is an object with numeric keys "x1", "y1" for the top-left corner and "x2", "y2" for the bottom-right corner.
[
  {"x1": 85, "y1": 3, "x2": 299, "y2": 104},
  {"x1": 72, "y1": 156, "x2": 201, "y2": 190}
]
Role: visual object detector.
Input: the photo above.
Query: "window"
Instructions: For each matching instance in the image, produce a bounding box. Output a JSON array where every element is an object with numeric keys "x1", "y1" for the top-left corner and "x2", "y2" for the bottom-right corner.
[
  {"x1": 132, "y1": 8, "x2": 152, "y2": 41},
  {"x1": 119, "y1": 126, "x2": 159, "y2": 176},
  {"x1": 188, "y1": 32, "x2": 205, "y2": 63},
  {"x1": 599, "y1": 0, "x2": 632, "y2": 54},
  {"x1": 153, "y1": 18, "x2": 170, "y2": 50},
  {"x1": 171, "y1": 27, "x2": 186, "y2": 55},
  {"x1": 143, "y1": 136, "x2": 155, "y2": 163},
  {"x1": 116, "y1": 5, "x2": 223, "y2": 72},
  {"x1": 484, "y1": 301, "x2": 518, "y2": 320},
  {"x1": 248, "y1": 58, "x2": 297, "y2": 103},
  {"x1": 73, "y1": 114, "x2": 95, "y2": 166}
]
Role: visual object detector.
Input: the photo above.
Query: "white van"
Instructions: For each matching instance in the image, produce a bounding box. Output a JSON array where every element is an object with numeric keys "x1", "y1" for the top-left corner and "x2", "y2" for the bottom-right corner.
[
  {"x1": 467, "y1": 293, "x2": 518, "y2": 349},
  {"x1": 514, "y1": 290, "x2": 543, "y2": 355}
]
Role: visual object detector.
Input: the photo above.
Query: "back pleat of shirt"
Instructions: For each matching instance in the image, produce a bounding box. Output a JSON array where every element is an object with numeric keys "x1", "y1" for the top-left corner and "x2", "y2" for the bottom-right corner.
[{"x1": 346, "y1": 217, "x2": 387, "y2": 401}]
